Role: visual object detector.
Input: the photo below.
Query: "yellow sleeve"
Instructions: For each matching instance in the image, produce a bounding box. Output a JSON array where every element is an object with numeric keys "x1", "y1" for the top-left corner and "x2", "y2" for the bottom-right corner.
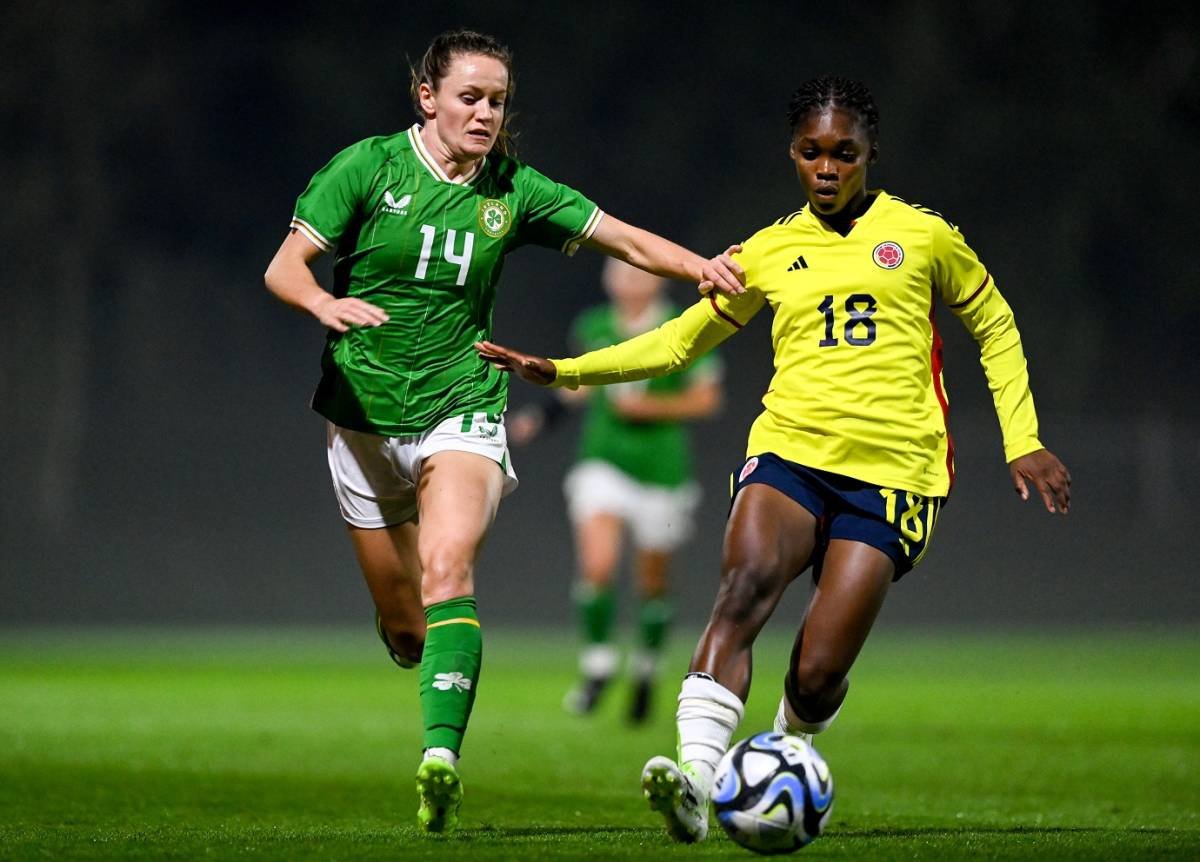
[
  {"x1": 949, "y1": 277, "x2": 1043, "y2": 463},
  {"x1": 551, "y1": 296, "x2": 742, "y2": 389}
]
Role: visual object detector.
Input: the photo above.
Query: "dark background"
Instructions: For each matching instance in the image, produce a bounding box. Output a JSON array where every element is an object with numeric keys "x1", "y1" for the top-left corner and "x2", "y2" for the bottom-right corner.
[{"x1": 2, "y1": 1, "x2": 1197, "y2": 628}]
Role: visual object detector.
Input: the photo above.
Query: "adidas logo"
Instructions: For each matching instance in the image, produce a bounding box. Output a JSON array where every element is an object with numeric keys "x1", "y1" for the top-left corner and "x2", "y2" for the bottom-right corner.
[
  {"x1": 383, "y1": 191, "x2": 411, "y2": 215},
  {"x1": 787, "y1": 255, "x2": 808, "y2": 272}
]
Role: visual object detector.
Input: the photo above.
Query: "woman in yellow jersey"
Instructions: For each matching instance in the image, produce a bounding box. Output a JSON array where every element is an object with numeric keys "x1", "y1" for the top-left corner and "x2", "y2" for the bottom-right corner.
[{"x1": 476, "y1": 77, "x2": 1070, "y2": 844}]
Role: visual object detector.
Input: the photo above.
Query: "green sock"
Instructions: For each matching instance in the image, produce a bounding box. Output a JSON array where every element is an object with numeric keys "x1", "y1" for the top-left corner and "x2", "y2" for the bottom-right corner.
[
  {"x1": 574, "y1": 582, "x2": 616, "y2": 645},
  {"x1": 419, "y1": 596, "x2": 482, "y2": 755},
  {"x1": 638, "y1": 597, "x2": 673, "y2": 652}
]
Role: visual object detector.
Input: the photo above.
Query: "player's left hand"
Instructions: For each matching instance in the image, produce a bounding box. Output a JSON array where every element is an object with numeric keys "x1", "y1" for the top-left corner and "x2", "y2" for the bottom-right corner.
[
  {"x1": 698, "y1": 245, "x2": 745, "y2": 296},
  {"x1": 1009, "y1": 448, "x2": 1071, "y2": 514},
  {"x1": 474, "y1": 340, "x2": 557, "y2": 386}
]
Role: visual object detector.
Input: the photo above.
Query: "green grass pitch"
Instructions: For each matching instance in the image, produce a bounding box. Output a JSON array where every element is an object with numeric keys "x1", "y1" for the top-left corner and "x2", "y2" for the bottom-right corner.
[{"x1": 1, "y1": 626, "x2": 1197, "y2": 859}]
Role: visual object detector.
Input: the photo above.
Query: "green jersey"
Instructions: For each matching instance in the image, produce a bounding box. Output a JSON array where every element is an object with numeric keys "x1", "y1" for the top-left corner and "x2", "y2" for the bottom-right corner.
[
  {"x1": 572, "y1": 302, "x2": 721, "y2": 487},
  {"x1": 292, "y1": 124, "x2": 602, "y2": 436}
]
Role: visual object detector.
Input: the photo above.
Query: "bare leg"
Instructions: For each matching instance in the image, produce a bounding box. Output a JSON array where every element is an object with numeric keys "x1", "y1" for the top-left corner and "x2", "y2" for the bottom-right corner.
[
  {"x1": 349, "y1": 521, "x2": 425, "y2": 666},
  {"x1": 566, "y1": 512, "x2": 625, "y2": 712},
  {"x1": 634, "y1": 547, "x2": 671, "y2": 600},
  {"x1": 575, "y1": 512, "x2": 624, "y2": 588},
  {"x1": 689, "y1": 483, "x2": 819, "y2": 699},
  {"x1": 628, "y1": 547, "x2": 673, "y2": 721},
  {"x1": 415, "y1": 450, "x2": 505, "y2": 604},
  {"x1": 786, "y1": 539, "x2": 894, "y2": 723}
]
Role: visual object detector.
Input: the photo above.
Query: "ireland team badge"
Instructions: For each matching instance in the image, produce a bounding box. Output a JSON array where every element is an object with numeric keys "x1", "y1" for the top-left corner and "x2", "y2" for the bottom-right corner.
[{"x1": 478, "y1": 198, "x2": 512, "y2": 238}]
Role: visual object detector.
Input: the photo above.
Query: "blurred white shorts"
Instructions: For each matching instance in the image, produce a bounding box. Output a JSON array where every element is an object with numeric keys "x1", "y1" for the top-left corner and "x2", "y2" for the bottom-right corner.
[
  {"x1": 326, "y1": 414, "x2": 518, "y2": 528},
  {"x1": 563, "y1": 459, "x2": 701, "y2": 552}
]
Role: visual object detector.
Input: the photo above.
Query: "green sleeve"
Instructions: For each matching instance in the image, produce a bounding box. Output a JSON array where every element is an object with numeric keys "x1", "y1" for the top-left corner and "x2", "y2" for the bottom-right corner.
[
  {"x1": 291, "y1": 140, "x2": 376, "y2": 252},
  {"x1": 514, "y1": 164, "x2": 603, "y2": 256}
]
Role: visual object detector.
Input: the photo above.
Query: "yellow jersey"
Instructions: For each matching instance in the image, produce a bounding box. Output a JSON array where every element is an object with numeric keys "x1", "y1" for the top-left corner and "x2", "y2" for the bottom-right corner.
[{"x1": 553, "y1": 191, "x2": 1043, "y2": 497}]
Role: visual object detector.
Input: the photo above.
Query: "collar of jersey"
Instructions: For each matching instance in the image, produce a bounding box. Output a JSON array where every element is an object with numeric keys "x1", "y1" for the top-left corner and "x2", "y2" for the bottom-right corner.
[
  {"x1": 408, "y1": 124, "x2": 487, "y2": 186},
  {"x1": 801, "y1": 189, "x2": 889, "y2": 235}
]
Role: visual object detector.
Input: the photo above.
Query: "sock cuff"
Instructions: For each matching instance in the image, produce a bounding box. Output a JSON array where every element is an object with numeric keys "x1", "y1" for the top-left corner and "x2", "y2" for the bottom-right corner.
[
  {"x1": 425, "y1": 595, "x2": 479, "y2": 626},
  {"x1": 679, "y1": 674, "x2": 745, "y2": 721},
  {"x1": 787, "y1": 700, "x2": 841, "y2": 734},
  {"x1": 580, "y1": 643, "x2": 620, "y2": 678}
]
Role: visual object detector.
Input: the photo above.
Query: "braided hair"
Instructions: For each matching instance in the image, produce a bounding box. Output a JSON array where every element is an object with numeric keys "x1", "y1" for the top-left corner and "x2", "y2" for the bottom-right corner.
[{"x1": 786, "y1": 77, "x2": 879, "y2": 148}]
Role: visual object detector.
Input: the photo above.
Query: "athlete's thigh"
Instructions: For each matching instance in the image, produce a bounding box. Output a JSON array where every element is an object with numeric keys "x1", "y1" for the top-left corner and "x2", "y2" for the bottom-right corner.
[
  {"x1": 798, "y1": 539, "x2": 894, "y2": 675},
  {"x1": 724, "y1": 482, "x2": 820, "y2": 584},
  {"x1": 415, "y1": 449, "x2": 506, "y2": 565}
]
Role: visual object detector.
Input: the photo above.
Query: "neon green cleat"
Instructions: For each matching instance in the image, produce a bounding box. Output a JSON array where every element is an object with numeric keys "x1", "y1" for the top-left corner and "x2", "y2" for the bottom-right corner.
[
  {"x1": 641, "y1": 755, "x2": 709, "y2": 843},
  {"x1": 416, "y1": 757, "x2": 463, "y2": 833}
]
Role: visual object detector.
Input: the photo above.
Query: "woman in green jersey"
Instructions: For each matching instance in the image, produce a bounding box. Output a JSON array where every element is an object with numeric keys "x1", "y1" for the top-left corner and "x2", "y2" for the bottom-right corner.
[
  {"x1": 476, "y1": 77, "x2": 1071, "y2": 845},
  {"x1": 510, "y1": 258, "x2": 723, "y2": 724},
  {"x1": 264, "y1": 29, "x2": 744, "y2": 835}
]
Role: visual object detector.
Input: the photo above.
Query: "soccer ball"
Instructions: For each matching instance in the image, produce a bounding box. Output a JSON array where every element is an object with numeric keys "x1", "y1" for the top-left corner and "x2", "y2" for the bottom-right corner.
[{"x1": 711, "y1": 731, "x2": 834, "y2": 854}]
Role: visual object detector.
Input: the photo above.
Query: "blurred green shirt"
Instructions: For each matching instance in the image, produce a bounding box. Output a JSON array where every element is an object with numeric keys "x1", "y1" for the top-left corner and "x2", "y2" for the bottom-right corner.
[{"x1": 572, "y1": 302, "x2": 720, "y2": 487}]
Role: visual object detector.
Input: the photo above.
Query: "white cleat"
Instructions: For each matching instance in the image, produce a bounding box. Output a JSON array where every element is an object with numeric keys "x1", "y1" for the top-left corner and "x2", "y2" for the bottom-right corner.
[{"x1": 641, "y1": 755, "x2": 709, "y2": 843}]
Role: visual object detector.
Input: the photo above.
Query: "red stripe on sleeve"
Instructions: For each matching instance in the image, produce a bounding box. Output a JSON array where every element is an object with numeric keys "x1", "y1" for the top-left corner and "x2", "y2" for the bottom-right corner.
[
  {"x1": 948, "y1": 272, "x2": 991, "y2": 309},
  {"x1": 708, "y1": 295, "x2": 742, "y2": 329}
]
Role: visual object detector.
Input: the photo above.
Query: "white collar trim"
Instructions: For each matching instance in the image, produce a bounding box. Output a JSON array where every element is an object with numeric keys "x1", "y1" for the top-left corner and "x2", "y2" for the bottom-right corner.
[{"x1": 408, "y1": 124, "x2": 486, "y2": 185}]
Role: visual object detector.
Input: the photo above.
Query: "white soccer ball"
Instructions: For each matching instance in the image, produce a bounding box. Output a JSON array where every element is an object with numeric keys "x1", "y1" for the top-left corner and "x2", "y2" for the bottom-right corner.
[{"x1": 711, "y1": 731, "x2": 834, "y2": 854}]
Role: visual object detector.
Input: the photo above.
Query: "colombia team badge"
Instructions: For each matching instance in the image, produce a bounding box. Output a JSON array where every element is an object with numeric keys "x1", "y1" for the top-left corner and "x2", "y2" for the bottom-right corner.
[
  {"x1": 872, "y1": 241, "x2": 904, "y2": 269},
  {"x1": 478, "y1": 198, "x2": 512, "y2": 238}
]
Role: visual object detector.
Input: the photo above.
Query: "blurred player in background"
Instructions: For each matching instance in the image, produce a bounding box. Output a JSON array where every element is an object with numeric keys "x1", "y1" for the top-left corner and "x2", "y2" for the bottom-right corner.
[
  {"x1": 476, "y1": 76, "x2": 1071, "y2": 844},
  {"x1": 509, "y1": 258, "x2": 722, "y2": 723},
  {"x1": 264, "y1": 28, "x2": 743, "y2": 834}
]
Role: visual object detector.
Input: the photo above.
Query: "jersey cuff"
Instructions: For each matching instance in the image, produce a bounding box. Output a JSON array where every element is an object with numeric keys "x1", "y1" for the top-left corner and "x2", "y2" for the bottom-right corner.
[
  {"x1": 562, "y1": 208, "x2": 604, "y2": 257},
  {"x1": 549, "y1": 358, "x2": 580, "y2": 389},
  {"x1": 290, "y1": 217, "x2": 333, "y2": 253},
  {"x1": 1003, "y1": 437, "x2": 1043, "y2": 464}
]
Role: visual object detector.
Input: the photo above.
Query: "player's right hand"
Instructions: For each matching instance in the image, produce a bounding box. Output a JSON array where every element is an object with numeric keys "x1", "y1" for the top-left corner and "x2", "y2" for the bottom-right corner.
[
  {"x1": 311, "y1": 295, "x2": 389, "y2": 333},
  {"x1": 698, "y1": 244, "x2": 745, "y2": 296},
  {"x1": 474, "y1": 340, "x2": 557, "y2": 386}
]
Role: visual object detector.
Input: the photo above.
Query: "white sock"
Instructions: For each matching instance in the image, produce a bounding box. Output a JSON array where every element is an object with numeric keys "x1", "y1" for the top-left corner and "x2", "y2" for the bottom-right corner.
[
  {"x1": 773, "y1": 694, "x2": 842, "y2": 737},
  {"x1": 676, "y1": 674, "x2": 744, "y2": 793},
  {"x1": 423, "y1": 747, "x2": 459, "y2": 767},
  {"x1": 580, "y1": 644, "x2": 620, "y2": 679}
]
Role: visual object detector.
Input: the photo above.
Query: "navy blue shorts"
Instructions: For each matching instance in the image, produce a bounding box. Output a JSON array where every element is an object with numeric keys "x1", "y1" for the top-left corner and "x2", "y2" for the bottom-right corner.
[{"x1": 730, "y1": 453, "x2": 944, "y2": 579}]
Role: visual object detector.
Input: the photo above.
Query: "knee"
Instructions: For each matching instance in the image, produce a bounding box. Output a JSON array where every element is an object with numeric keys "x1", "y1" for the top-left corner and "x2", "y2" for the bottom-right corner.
[{"x1": 419, "y1": 549, "x2": 474, "y2": 603}]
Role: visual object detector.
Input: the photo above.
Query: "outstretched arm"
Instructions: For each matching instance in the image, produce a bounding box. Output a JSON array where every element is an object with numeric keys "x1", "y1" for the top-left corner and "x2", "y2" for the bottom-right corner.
[
  {"x1": 475, "y1": 341, "x2": 558, "y2": 385},
  {"x1": 583, "y1": 214, "x2": 745, "y2": 296},
  {"x1": 477, "y1": 296, "x2": 741, "y2": 389}
]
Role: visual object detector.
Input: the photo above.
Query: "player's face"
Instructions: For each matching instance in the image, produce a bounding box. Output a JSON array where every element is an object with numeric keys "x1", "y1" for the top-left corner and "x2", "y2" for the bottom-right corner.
[
  {"x1": 788, "y1": 108, "x2": 874, "y2": 219},
  {"x1": 420, "y1": 53, "x2": 509, "y2": 161}
]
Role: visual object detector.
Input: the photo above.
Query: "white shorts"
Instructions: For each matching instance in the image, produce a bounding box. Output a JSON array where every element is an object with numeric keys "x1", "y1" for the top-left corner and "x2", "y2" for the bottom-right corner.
[
  {"x1": 562, "y1": 459, "x2": 701, "y2": 552},
  {"x1": 326, "y1": 414, "x2": 519, "y2": 528}
]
